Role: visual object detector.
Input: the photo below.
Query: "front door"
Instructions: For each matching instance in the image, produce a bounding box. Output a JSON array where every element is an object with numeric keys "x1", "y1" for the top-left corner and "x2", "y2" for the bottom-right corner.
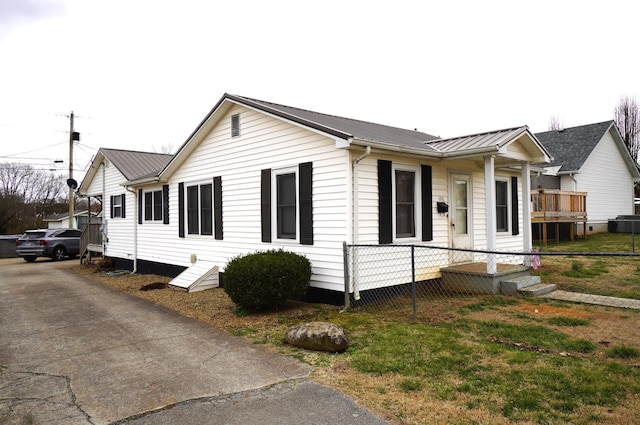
[{"x1": 450, "y1": 173, "x2": 473, "y2": 263}]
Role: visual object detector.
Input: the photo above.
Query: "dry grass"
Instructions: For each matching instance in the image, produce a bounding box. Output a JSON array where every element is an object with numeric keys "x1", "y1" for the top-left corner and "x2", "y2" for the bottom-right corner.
[{"x1": 71, "y1": 262, "x2": 640, "y2": 425}]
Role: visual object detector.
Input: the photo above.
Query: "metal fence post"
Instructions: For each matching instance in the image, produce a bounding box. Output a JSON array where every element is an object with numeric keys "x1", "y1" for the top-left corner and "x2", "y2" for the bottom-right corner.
[
  {"x1": 411, "y1": 245, "x2": 417, "y2": 322},
  {"x1": 343, "y1": 241, "x2": 351, "y2": 310}
]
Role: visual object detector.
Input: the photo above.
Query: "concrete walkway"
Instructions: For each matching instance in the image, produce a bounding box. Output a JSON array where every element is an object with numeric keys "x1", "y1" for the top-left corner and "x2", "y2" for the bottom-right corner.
[
  {"x1": 0, "y1": 258, "x2": 388, "y2": 425},
  {"x1": 541, "y1": 290, "x2": 640, "y2": 310}
]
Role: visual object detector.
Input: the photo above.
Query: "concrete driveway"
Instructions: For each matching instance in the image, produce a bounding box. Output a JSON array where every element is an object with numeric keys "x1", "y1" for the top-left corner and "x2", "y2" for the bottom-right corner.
[{"x1": 0, "y1": 258, "x2": 388, "y2": 424}]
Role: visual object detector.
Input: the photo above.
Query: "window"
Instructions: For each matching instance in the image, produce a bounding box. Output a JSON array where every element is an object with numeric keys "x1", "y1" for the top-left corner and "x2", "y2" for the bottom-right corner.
[
  {"x1": 110, "y1": 194, "x2": 125, "y2": 218},
  {"x1": 153, "y1": 191, "x2": 162, "y2": 221},
  {"x1": 496, "y1": 180, "x2": 508, "y2": 232},
  {"x1": 178, "y1": 179, "x2": 222, "y2": 239},
  {"x1": 378, "y1": 160, "x2": 432, "y2": 244},
  {"x1": 185, "y1": 182, "x2": 213, "y2": 235},
  {"x1": 395, "y1": 170, "x2": 416, "y2": 238},
  {"x1": 200, "y1": 184, "x2": 213, "y2": 235},
  {"x1": 276, "y1": 172, "x2": 297, "y2": 239},
  {"x1": 261, "y1": 163, "x2": 313, "y2": 245},
  {"x1": 144, "y1": 190, "x2": 163, "y2": 221},
  {"x1": 231, "y1": 114, "x2": 240, "y2": 137}
]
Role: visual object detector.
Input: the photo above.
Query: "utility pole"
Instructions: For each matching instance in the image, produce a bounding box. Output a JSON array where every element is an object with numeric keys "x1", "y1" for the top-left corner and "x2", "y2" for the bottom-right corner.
[{"x1": 68, "y1": 111, "x2": 74, "y2": 228}]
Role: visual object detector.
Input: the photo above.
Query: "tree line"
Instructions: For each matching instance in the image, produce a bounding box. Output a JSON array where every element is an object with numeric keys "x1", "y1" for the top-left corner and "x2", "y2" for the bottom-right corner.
[{"x1": 0, "y1": 163, "x2": 75, "y2": 234}]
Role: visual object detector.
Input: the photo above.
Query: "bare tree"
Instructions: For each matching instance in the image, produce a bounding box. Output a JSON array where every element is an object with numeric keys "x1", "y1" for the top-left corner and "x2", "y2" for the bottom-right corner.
[
  {"x1": 614, "y1": 95, "x2": 640, "y2": 163},
  {"x1": 0, "y1": 163, "x2": 68, "y2": 233},
  {"x1": 152, "y1": 143, "x2": 175, "y2": 154},
  {"x1": 548, "y1": 115, "x2": 564, "y2": 131}
]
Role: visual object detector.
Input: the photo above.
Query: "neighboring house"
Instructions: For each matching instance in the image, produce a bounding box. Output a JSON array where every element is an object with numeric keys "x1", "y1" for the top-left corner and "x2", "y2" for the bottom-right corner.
[
  {"x1": 78, "y1": 93, "x2": 550, "y2": 301},
  {"x1": 535, "y1": 121, "x2": 640, "y2": 235},
  {"x1": 43, "y1": 210, "x2": 99, "y2": 230}
]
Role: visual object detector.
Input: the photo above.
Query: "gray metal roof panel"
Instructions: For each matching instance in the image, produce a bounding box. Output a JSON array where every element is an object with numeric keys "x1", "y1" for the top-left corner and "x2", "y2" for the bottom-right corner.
[
  {"x1": 228, "y1": 94, "x2": 441, "y2": 151},
  {"x1": 426, "y1": 126, "x2": 528, "y2": 152},
  {"x1": 100, "y1": 148, "x2": 173, "y2": 181},
  {"x1": 535, "y1": 121, "x2": 613, "y2": 172}
]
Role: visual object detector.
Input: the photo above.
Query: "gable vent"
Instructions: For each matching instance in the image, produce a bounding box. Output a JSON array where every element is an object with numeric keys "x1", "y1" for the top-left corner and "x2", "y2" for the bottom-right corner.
[{"x1": 231, "y1": 114, "x2": 240, "y2": 137}]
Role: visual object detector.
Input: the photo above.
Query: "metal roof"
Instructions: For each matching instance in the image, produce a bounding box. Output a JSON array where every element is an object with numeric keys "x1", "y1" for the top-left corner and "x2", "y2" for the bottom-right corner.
[
  {"x1": 227, "y1": 94, "x2": 441, "y2": 151},
  {"x1": 426, "y1": 126, "x2": 529, "y2": 153},
  {"x1": 100, "y1": 148, "x2": 173, "y2": 181}
]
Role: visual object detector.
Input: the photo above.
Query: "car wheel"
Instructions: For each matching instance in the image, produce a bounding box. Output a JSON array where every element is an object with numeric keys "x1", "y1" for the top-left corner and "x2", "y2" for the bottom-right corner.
[
  {"x1": 23, "y1": 256, "x2": 37, "y2": 263},
  {"x1": 53, "y1": 247, "x2": 66, "y2": 261}
]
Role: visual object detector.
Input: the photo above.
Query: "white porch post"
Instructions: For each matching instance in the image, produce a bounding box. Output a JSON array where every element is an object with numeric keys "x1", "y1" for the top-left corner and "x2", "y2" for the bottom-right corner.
[
  {"x1": 521, "y1": 162, "x2": 532, "y2": 260},
  {"x1": 484, "y1": 155, "x2": 497, "y2": 273}
]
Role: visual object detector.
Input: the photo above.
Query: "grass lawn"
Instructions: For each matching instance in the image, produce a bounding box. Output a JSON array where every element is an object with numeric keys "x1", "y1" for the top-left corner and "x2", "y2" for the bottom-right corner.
[{"x1": 76, "y1": 233, "x2": 640, "y2": 425}]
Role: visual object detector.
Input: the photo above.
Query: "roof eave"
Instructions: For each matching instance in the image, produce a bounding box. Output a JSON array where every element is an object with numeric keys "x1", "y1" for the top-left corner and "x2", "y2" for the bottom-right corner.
[{"x1": 349, "y1": 138, "x2": 441, "y2": 157}]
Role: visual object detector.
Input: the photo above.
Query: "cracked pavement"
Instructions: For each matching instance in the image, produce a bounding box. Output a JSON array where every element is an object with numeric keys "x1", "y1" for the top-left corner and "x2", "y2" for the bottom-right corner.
[{"x1": 0, "y1": 258, "x2": 387, "y2": 424}]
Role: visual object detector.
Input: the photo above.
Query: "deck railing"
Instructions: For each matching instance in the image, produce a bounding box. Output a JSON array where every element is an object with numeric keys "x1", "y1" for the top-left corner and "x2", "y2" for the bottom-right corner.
[
  {"x1": 531, "y1": 189, "x2": 587, "y2": 222},
  {"x1": 80, "y1": 223, "x2": 103, "y2": 262}
]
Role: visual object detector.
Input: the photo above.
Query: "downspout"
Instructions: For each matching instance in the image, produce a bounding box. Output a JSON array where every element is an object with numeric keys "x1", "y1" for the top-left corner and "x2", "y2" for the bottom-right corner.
[
  {"x1": 351, "y1": 146, "x2": 371, "y2": 302},
  {"x1": 125, "y1": 186, "x2": 138, "y2": 274},
  {"x1": 102, "y1": 163, "x2": 107, "y2": 254}
]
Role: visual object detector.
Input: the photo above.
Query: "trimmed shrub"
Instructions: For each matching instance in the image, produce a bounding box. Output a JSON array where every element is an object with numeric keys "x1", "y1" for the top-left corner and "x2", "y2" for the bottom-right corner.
[{"x1": 223, "y1": 249, "x2": 311, "y2": 312}]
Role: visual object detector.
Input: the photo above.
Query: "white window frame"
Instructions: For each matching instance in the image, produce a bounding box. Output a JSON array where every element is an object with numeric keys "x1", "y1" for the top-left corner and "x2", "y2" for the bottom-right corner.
[
  {"x1": 144, "y1": 190, "x2": 163, "y2": 222},
  {"x1": 184, "y1": 180, "x2": 213, "y2": 236},
  {"x1": 392, "y1": 163, "x2": 421, "y2": 242},
  {"x1": 112, "y1": 194, "x2": 123, "y2": 218},
  {"x1": 271, "y1": 166, "x2": 299, "y2": 243},
  {"x1": 495, "y1": 176, "x2": 510, "y2": 234}
]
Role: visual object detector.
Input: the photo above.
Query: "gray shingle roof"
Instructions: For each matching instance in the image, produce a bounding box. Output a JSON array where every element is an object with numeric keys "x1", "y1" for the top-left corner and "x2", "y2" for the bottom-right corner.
[
  {"x1": 227, "y1": 94, "x2": 441, "y2": 151},
  {"x1": 535, "y1": 121, "x2": 614, "y2": 172},
  {"x1": 100, "y1": 148, "x2": 173, "y2": 181}
]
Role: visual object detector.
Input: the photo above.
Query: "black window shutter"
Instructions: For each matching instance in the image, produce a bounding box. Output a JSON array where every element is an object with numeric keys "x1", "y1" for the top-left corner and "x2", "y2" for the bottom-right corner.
[
  {"x1": 261, "y1": 169, "x2": 271, "y2": 243},
  {"x1": 163, "y1": 185, "x2": 169, "y2": 224},
  {"x1": 178, "y1": 182, "x2": 185, "y2": 238},
  {"x1": 121, "y1": 194, "x2": 126, "y2": 218},
  {"x1": 138, "y1": 189, "x2": 143, "y2": 224},
  {"x1": 299, "y1": 162, "x2": 313, "y2": 245},
  {"x1": 378, "y1": 160, "x2": 393, "y2": 244},
  {"x1": 421, "y1": 165, "x2": 433, "y2": 241},
  {"x1": 511, "y1": 176, "x2": 519, "y2": 235},
  {"x1": 110, "y1": 195, "x2": 114, "y2": 219},
  {"x1": 214, "y1": 177, "x2": 223, "y2": 240}
]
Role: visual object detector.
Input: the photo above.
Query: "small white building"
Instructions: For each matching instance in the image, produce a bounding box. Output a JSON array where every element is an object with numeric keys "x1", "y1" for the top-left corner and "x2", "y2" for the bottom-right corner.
[{"x1": 79, "y1": 94, "x2": 551, "y2": 301}]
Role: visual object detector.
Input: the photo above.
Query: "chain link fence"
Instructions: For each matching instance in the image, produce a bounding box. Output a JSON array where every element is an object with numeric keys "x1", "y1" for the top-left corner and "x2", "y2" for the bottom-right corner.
[{"x1": 344, "y1": 243, "x2": 640, "y2": 312}]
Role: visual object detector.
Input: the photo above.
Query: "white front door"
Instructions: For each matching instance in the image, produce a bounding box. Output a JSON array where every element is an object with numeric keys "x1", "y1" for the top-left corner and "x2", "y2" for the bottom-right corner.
[{"x1": 450, "y1": 173, "x2": 473, "y2": 262}]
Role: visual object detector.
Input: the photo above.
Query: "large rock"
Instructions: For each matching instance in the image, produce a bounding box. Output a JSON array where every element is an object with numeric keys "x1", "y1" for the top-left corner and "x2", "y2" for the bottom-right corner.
[{"x1": 284, "y1": 322, "x2": 349, "y2": 353}]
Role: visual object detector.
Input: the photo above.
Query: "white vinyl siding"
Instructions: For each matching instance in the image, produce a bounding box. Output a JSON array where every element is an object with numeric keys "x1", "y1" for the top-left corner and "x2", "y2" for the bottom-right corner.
[
  {"x1": 135, "y1": 105, "x2": 350, "y2": 291},
  {"x1": 575, "y1": 130, "x2": 635, "y2": 223}
]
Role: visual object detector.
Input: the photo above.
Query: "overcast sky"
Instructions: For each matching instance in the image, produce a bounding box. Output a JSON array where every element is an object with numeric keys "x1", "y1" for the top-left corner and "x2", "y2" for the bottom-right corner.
[{"x1": 1, "y1": 0, "x2": 639, "y2": 181}]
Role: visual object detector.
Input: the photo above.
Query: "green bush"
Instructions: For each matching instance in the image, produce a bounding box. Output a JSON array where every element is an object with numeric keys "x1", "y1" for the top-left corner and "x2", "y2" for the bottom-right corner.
[{"x1": 223, "y1": 249, "x2": 311, "y2": 312}]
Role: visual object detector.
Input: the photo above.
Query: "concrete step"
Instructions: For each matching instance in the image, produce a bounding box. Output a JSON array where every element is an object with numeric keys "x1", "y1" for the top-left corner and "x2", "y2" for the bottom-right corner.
[
  {"x1": 517, "y1": 283, "x2": 557, "y2": 297},
  {"x1": 500, "y1": 276, "x2": 541, "y2": 296}
]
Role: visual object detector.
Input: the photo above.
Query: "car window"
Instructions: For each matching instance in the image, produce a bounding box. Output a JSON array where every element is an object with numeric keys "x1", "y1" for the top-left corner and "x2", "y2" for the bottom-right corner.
[{"x1": 58, "y1": 230, "x2": 82, "y2": 237}]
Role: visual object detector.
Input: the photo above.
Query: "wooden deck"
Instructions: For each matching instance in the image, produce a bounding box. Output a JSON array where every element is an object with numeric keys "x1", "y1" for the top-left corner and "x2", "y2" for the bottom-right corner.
[{"x1": 531, "y1": 189, "x2": 587, "y2": 245}]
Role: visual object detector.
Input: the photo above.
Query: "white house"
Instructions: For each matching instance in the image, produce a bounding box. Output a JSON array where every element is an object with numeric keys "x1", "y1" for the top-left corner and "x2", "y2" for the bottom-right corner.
[
  {"x1": 78, "y1": 94, "x2": 551, "y2": 301},
  {"x1": 535, "y1": 121, "x2": 640, "y2": 234}
]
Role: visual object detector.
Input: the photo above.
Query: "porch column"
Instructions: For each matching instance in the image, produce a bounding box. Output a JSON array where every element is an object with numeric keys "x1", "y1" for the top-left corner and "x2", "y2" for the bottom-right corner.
[
  {"x1": 521, "y1": 162, "x2": 532, "y2": 259},
  {"x1": 484, "y1": 155, "x2": 497, "y2": 273}
]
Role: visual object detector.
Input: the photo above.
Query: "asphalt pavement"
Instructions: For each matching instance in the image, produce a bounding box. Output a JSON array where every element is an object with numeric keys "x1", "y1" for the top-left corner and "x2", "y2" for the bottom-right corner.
[{"x1": 0, "y1": 258, "x2": 388, "y2": 425}]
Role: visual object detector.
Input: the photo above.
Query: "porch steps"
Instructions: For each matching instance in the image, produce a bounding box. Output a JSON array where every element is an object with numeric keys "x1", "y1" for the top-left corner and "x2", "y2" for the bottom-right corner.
[{"x1": 500, "y1": 276, "x2": 556, "y2": 297}]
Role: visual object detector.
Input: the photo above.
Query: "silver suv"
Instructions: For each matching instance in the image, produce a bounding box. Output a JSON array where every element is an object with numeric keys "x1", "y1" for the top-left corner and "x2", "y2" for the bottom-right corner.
[{"x1": 16, "y1": 229, "x2": 82, "y2": 262}]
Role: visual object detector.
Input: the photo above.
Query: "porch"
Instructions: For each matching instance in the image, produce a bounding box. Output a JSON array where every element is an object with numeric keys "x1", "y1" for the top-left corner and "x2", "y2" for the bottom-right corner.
[
  {"x1": 531, "y1": 188, "x2": 587, "y2": 245},
  {"x1": 80, "y1": 223, "x2": 103, "y2": 263}
]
